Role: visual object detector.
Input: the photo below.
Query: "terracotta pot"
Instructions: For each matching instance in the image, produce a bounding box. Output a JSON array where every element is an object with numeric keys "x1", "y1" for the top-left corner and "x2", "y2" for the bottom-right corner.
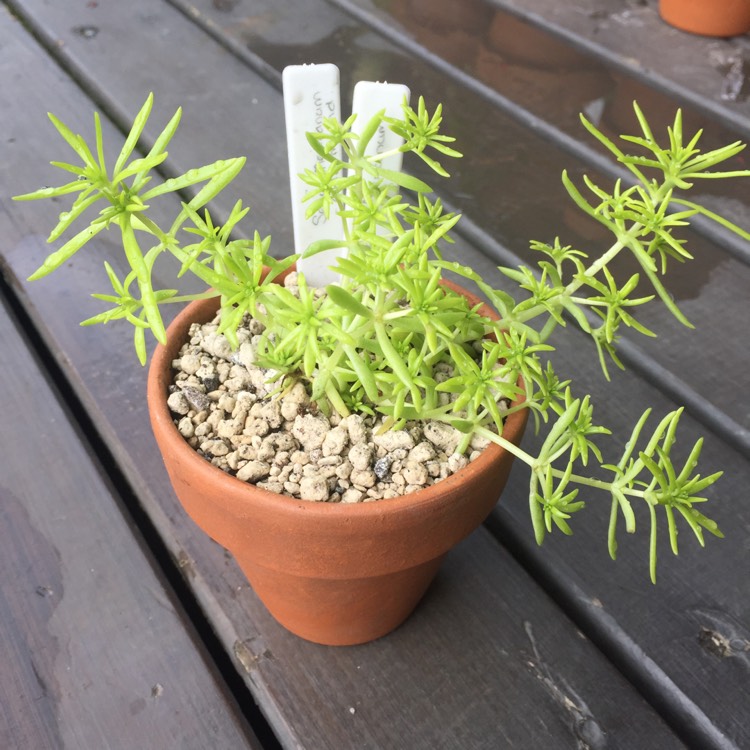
[
  {"x1": 659, "y1": 0, "x2": 750, "y2": 37},
  {"x1": 147, "y1": 284, "x2": 528, "y2": 645}
]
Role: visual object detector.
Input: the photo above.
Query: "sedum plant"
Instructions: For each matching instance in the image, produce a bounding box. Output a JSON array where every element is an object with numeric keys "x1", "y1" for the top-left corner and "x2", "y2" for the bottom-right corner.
[{"x1": 15, "y1": 94, "x2": 750, "y2": 581}]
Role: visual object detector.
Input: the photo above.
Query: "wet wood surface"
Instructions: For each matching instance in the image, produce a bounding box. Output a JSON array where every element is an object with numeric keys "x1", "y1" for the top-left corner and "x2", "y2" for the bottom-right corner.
[
  {"x1": 0, "y1": 285, "x2": 258, "y2": 748},
  {"x1": 1, "y1": 0, "x2": 748, "y2": 748}
]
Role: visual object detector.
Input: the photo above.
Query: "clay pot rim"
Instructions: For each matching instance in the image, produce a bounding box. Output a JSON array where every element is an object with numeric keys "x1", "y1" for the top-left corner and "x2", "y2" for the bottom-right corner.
[{"x1": 147, "y1": 283, "x2": 528, "y2": 521}]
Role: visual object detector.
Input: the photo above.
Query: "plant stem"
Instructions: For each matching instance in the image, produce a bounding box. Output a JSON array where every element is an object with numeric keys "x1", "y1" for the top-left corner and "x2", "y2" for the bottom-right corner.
[
  {"x1": 475, "y1": 425, "x2": 649, "y2": 501},
  {"x1": 367, "y1": 146, "x2": 402, "y2": 165},
  {"x1": 474, "y1": 425, "x2": 537, "y2": 464},
  {"x1": 511, "y1": 237, "x2": 627, "y2": 331}
]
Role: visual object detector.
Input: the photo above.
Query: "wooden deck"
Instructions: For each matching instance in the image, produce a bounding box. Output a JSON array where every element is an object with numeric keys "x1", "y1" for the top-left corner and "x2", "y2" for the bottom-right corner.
[{"x1": 1, "y1": 0, "x2": 748, "y2": 747}]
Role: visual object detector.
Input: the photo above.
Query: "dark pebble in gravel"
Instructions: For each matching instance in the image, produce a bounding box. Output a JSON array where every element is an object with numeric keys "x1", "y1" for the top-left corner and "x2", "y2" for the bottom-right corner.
[
  {"x1": 182, "y1": 386, "x2": 211, "y2": 413},
  {"x1": 202, "y1": 376, "x2": 220, "y2": 392},
  {"x1": 373, "y1": 456, "x2": 392, "y2": 480}
]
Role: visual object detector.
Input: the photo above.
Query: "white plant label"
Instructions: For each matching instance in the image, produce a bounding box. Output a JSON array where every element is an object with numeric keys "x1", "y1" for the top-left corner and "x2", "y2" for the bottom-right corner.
[
  {"x1": 351, "y1": 81, "x2": 411, "y2": 174},
  {"x1": 283, "y1": 63, "x2": 342, "y2": 287}
]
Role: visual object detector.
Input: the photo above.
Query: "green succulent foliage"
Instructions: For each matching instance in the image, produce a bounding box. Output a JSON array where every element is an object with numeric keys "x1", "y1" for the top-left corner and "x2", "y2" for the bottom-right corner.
[
  {"x1": 16, "y1": 94, "x2": 750, "y2": 581},
  {"x1": 14, "y1": 93, "x2": 264, "y2": 362}
]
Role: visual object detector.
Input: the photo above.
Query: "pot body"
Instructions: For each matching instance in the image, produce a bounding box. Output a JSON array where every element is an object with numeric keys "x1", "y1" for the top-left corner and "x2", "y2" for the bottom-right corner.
[
  {"x1": 659, "y1": 0, "x2": 750, "y2": 37},
  {"x1": 148, "y1": 289, "x2": 528, "y2": 645}
]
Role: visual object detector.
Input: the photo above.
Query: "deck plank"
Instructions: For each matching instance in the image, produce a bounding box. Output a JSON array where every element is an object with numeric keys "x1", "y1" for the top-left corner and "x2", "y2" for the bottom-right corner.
[
  {"x1": 481, "y1": 0, "x2": 750, "y2": 137},
  {"x1": 0, "y1": 5, "x2": 690, "y2": 749},
  {"x1": 0, "y1": 294, "x2": 257, "y2": 747},
  {"x1": 334, "y1": 0, "x2": 750, "y2": 139}
]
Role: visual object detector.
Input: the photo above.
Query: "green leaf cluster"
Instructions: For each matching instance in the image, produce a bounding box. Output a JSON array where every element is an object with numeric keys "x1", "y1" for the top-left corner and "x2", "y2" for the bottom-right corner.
[{"x1": 16, "y1": 94, "x2": 750, "y2": 580}]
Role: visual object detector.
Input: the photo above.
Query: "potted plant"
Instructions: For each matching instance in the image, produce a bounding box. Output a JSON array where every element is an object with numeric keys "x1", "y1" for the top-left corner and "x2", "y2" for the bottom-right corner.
[
  {"x1": 14, "y1": 91, "x2": 750, "y2": 645},
  {"x1": 659, "y1": 0, "x2": 750, "y2": 37}
]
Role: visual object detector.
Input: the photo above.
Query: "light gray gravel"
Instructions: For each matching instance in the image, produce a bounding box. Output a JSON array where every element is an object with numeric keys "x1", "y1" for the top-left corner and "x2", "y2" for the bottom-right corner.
[{"x1": 167, "y1": 278, "x2": 505, "y2": 503}]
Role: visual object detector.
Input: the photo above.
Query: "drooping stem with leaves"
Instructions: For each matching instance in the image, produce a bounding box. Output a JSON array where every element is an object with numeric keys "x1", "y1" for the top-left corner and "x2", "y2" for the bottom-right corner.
[{"x1": 15, "y1": 93, "x2": 750, "y2": 580}]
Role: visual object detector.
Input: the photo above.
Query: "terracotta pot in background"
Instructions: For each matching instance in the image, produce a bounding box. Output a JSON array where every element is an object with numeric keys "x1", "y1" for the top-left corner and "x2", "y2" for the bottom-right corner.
[
  {"x1": 147, "y1": 288, "x2": 528, "y2": 646},
  {"x1": 659, "y1": 0, "x2": 750, "y2": 37}
]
